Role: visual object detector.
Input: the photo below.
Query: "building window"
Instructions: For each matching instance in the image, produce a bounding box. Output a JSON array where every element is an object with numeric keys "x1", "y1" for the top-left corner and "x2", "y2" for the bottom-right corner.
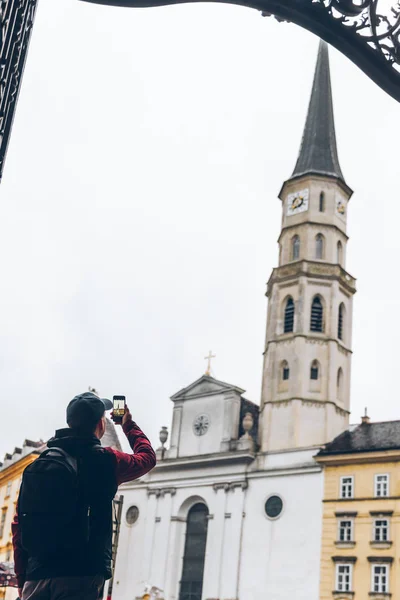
[
  {"x1": 340, "y1": 476, "x2": 354, "y2": 499},
  {"x1": 336, "y1": 564, "x2": 352, "y2": 592},
  {"x1": 338, "y1": 519, "x2": 353, "y2": 542},
  {"x1": 337, "y1": 368, "x2": 344, "y2": 403},
  {"x1": 374, "y1": 519, "x2": 389, "y2": 542},
  {"x1": 0, "y1": 509, "x2": 7, "y2": 538},
  {"x1": 319, "y1": 192, "x2": 325, "y2": 212},
  {"x1": 179, "y1": 503, "x2": 209, "y2": 600},
  {"x1": 371, "y1": 564, "x2": 389, "y2": 593},
  {"x1": 310, "y1": 296, "x2": 324, "y2": 332},
  {"x1": 264, "y1": 495, "x2": 284, "y2": 520},
  {"x1": 310, "y1": 360, "x2": 319, "y2": 380},
  {"x1": 315, "y1": 234, "x2": 325, "y2": 259},
  {"x1": 337, "y1": 241, "x2": 343, "y2": 264},
  {"x1": 338, "y1": 303, "x2": 344, "y2": 341},
  {"x1": 282, "y1": 361, "x2": 290, "y2": 381},
  {"x1": 292, "y1": 235, "x2": 300, "y2": 261},
  {"x1": 284, "y1": 297, "x2": 295, "y2": 333},
  {"x1": 5, "y1": 481, "x2": 11, "y2": 497},
  {"x1": 375, "y1": 474, "x2": 390, "y2": 498}
]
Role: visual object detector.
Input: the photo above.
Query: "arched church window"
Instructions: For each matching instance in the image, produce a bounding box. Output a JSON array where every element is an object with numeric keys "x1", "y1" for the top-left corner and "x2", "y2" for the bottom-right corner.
[
  {"x1": 337, "y1": 368, "x2": 344, "y2": 402},
  {"x1": 291, "y1": 235, "x2": 300, "y2": 261},
  {"x1": 337, "y1": 241, "x2": 343, "y2": 265},
  {"x1": 310, "y1": 360, "x2": 319, "y2": 380},
  {"x1": 310, "y1": 296, "x2": 324, "y2": 332},
  {"x1": 282, "y1": 361, "x2": 290, "y2": 381},
  {"x1": 284, "y1": 297, "x2": 294, "y2": 333},
  {"x1": 338, "y1": 303, "x2": 345, "y2": 341},
  {"x1": 319, "y1": 192, "x2": 325, "y2": 212},
  {"x1": 179, "y1": 503, "x2": 209, "y2": 600},
  {"x1": 315, "y1": 234, "x2": 325, "y2": 259}
]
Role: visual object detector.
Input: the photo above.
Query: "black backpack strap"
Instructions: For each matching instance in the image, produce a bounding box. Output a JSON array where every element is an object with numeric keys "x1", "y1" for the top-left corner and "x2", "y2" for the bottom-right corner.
[{"x1": 39, "y1": 447, "x2": 78, "y2": 476}]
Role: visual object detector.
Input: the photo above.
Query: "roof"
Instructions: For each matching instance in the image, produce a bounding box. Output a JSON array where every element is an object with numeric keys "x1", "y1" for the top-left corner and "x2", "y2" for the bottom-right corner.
[
  {"x1": 289, "y1": 40, "x2": 345, "y2": 184},
  {"x1": 318, "y1": 421, "x2": 400, "y2": 456}
]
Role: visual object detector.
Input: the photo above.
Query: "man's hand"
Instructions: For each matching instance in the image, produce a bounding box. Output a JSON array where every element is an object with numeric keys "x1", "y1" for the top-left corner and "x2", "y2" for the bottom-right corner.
[
  {"x1": 18, "y1": 588, "x2": 23, "y2": 599},
  {"x1": 122, "y1": 405, "x2": 132, "y2": 427},
  {"x1": 111, "y1": 405, "x2": 133, "y2": 426}
]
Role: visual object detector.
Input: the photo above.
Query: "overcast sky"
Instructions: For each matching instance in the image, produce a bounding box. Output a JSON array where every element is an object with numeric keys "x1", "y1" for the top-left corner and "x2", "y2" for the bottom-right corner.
[{"x1": 0, "y1": 0, "x2": 398, "y2": 457}]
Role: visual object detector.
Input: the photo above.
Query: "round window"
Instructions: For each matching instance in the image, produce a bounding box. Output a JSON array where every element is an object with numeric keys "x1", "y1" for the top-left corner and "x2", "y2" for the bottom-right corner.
[
  {"x1": 264, "y1": 495, "x2": 283, "y2": 519},
  {"x1": 126, "y1": 505, "x2": 139, "y2": 525}
]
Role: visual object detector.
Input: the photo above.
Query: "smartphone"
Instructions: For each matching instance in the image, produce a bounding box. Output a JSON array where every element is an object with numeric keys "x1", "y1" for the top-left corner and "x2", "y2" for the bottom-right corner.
[{"x1": 112, "y1": 395, "x2": 126, "y2": 424}]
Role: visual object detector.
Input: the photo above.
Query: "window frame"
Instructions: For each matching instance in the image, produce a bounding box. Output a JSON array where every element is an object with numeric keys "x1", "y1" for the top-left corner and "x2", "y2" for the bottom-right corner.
[
  {"x1": 5, "y1": 480, "x2": 11, "y2": 498},
  {"x1": 335, "y1": 563, "x2": 353, "y2": 592},
  {"x1": 337, "y1": 240, "x2": 343, "y2": 264},
  {"x1": 291, "y1": 235, "x2": 300, "y2": 261},
  {"x1": 319, "y1": 192, "x2": 325, "y2": 212},
  {"x1": 373, "y1": 518, "x2": 390, "y2": 542},
  {"x1": 340, "y1": 475, "x2": 354, "y2": 499},
  {"x1": 337, "y1": 518, "x2": 354, "y2": 542},
  {"x1": 310, "y1": 295, "x2": 324, "y2": 333},
  {"x1": 371, "y1": 564, "x2": 389, "y2": 594},
  {"x1": 283, "y1": 297, "x2": 295, "y2": 334},
  {"x1": 282, "y1": 362, "x2": 290, "y2": 381},
  {"x1": 0, "y1": 508, "x2": 7, "y2": 539},
  {"x1": 374, "y1": 474, "x2": 390, "y2": 498},
  {"x1": 310, "y1": 360, "x2": 319, "y2": 380},
  {"x1": 338, "y1": 303, "x2": 345, "y2": 341},
  {"x1": 315, "y1": 233, "x2": 325, "y2": 260}
]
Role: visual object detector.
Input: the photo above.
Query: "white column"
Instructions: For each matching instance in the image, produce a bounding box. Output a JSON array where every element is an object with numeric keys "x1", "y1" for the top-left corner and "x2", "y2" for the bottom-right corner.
[
  {"x1": 149, "y1": 490, "x2": 175, "y2": 591},
  {"x1": 220, "y1": 485, "x2": 247, "y2": 600},
  {"x1": 141, "y1": 491, "x2": 159, "y2": 584},
  {"x1": 163, "y1": 515, "x2": 186, "y2": 600},
  {"x1": 202, "y1": 486, "x2": 227, "y2": 600},
  {"x1": 169, "y1": 404, "x2": 183, "y2": 458}
]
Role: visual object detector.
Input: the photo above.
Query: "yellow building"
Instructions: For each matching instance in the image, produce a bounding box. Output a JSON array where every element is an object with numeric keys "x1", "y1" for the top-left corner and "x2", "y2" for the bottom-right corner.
[
  {"x1": 316, "y1": 415, "x2": 400, "y2": 599},
  {"x1": 0, "y1": 440, "x2": 44, "y2": 600}
]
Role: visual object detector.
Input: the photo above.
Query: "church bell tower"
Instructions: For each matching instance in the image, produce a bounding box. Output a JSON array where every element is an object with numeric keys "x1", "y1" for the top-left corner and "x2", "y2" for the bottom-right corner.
[{"x1": 260, "y1": 41, "x2": 356, "y2": 452}]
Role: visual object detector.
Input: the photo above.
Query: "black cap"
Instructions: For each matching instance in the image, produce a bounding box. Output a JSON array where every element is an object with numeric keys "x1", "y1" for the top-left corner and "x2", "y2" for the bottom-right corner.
[{"x1": 66, "y1": 392, "x2": 113, "y2": 429}]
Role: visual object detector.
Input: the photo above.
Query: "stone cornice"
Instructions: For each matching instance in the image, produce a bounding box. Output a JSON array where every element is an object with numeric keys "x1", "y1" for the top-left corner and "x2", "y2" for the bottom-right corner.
[
  {"x1": 278, "y1": 221, "x2": 349, "y2": 243},
  {"x1": 263, "y1": 397, "x2": 349, "y2": 417},
  {"x1": 316, "y1": 449, "x2": 400, "y2": 466},
  {"x1": 266, "y1": 260, "x2": 356, "y2": 296},
  {"x1": 264, "y1": 333, "x2": 352, "y2": 355}
]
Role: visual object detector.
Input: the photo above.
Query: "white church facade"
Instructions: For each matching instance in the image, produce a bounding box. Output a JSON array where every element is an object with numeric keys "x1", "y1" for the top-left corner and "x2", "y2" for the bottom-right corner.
[{"x1": 113, "y1": 40, "x2": 356, "y2": 600}]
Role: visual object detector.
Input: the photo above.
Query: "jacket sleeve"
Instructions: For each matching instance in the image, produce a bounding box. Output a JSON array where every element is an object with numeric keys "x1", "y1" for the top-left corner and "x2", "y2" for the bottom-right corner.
[
  {"x1": 12, "y1": 505, "x2": 28, "y2": 590},
  {"x1": 105, "y1": 420, "x2": 156, "y2": 486}
]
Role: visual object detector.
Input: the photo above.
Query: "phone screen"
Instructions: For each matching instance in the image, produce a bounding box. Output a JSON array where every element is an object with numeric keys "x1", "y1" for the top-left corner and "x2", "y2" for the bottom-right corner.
[{"x1": 113, "y1": 395, "x2": 126, "y2": 421}]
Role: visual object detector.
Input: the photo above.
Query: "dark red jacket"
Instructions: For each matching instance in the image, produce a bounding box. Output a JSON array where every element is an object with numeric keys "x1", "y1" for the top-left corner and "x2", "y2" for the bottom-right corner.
[{"x1": 12, "y1": 420, "x2": 156, "y2": 588}]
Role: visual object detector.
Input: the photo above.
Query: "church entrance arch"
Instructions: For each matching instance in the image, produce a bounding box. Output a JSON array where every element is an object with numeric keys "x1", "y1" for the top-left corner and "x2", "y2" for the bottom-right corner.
[{"x1": 179, "y1": 502, "x2": 209, "y2": 600}]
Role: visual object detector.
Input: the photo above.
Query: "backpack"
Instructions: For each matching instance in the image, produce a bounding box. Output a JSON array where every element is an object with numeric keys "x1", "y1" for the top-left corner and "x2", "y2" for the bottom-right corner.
[{"x1": 18, "y1": 447, "x2": 90, "y2": 558}]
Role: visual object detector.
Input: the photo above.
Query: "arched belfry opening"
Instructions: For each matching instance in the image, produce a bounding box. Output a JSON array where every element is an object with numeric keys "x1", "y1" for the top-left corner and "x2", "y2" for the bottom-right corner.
[{"x1": 179, "y1": 503, "x2": 209, "y2": 600}]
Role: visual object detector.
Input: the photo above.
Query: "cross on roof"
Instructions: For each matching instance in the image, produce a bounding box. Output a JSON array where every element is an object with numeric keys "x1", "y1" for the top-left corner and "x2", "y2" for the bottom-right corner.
[{"x1": 204, "y1": 351, "x2": 216, "y2": 376}]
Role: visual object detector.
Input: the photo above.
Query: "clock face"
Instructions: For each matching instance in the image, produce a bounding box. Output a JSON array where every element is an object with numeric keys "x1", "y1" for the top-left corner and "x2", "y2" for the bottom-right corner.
[
  {"x1": 193, "y1": 414, "x2": 210, "y2": 436},
  {"x1": 336, "y1": 195, "x2": 347, "y2": 218},
  {"x1": 286, "y1": 189, "x2": 309, "y2": 216}
]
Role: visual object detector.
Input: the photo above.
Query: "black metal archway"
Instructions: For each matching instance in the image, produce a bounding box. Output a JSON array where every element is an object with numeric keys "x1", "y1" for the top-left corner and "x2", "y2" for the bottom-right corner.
[{"x1": 1, "y1": 0, "x2": 399, "y2": 182}]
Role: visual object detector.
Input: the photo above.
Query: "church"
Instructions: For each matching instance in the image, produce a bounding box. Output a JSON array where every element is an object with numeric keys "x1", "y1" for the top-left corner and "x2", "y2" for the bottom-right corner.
[{"x1": 112, "y1": 40, "x2": 356, "y2": 600}]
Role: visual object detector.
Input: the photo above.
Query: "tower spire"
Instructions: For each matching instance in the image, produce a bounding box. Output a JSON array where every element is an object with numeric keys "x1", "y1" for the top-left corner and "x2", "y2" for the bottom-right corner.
[{"x1": 291, "y1": 40, "x2": 345, "y2": 183}]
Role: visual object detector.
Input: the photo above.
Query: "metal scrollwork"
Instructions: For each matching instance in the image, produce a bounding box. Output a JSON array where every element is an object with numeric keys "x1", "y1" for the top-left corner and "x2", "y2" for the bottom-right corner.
[
  {"x1": 324, "y1": 0, "x2": 400, "y2": 72},
  {"x1": 0, "y1": 0, "x2": 38, "y2": 182},
  {"x1": 82, "y1": 0, "x2": 400, "y2": 101}
]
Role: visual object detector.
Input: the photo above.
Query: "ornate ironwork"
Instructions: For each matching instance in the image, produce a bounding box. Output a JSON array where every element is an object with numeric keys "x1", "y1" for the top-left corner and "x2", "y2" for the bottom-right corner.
[
  {"x1": 0, "y1": 0, "x2": 38, "y2": 182},
  {"x1": 84, "y1": 0, "x2": 400, "y2": 102}
]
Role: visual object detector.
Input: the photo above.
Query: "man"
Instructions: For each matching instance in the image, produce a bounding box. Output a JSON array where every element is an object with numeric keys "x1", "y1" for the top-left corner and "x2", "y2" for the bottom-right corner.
[{"x1": 12, "y1": 391, "x2": 156, "y2": 600}]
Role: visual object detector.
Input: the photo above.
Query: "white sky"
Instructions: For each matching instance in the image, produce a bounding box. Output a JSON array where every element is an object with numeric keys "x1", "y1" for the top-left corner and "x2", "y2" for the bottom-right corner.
[{"x1": 0, "y1": 0, "x2": 398, "y2": 457}]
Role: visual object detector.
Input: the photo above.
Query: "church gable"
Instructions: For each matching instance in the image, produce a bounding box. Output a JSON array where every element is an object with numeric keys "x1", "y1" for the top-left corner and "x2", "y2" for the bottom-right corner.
[{"x1": 171, "y1": 375, "x2": 245, "y2": 402}]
